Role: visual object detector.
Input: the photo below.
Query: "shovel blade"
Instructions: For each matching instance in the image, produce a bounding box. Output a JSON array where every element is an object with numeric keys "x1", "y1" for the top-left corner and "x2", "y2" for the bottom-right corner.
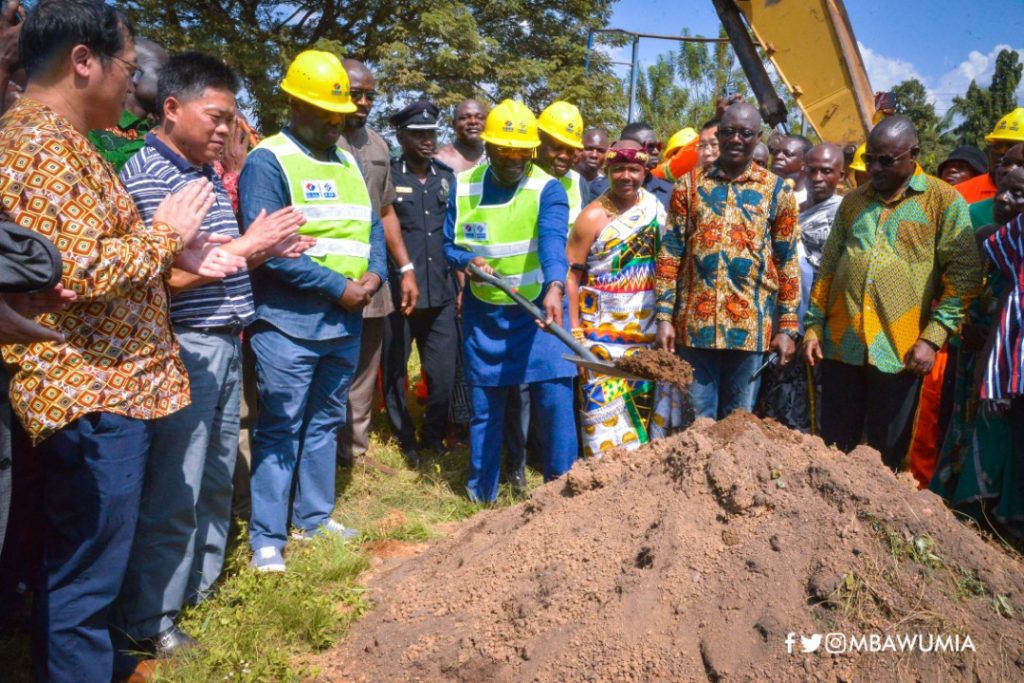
[{"x1": 563, "y1": 354, "x2": 647, "y2": 382}]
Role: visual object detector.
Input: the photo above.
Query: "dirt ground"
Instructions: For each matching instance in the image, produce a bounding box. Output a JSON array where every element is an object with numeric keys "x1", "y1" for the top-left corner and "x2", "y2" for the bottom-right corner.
[{"x1": 314, "y1": 413, "x2": 1024, "y2": 682}]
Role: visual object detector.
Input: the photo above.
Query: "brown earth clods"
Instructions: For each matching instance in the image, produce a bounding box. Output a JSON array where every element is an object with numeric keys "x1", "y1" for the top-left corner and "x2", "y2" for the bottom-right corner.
[
  {"x1": 319, "y1": 413, "x2": 1024, "y2": 683},
  {"x1": 616, "y1": 347, "x2": 695, "y2": 388}
]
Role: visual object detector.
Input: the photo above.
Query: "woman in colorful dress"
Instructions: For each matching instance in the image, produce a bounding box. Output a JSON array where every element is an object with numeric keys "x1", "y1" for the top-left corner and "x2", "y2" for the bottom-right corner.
[{"x1": 566, "y1": 140, "x2": 671, "y2": 456}]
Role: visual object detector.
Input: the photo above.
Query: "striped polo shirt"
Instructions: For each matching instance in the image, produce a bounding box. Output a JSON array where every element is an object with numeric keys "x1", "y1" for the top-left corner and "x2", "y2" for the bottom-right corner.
[
  {"x1": 120, "y1": 133, "x2": 255, "y2": 328},
  {"x1": 983, "y1": 214, "x2": 1024, "y2": 400}
]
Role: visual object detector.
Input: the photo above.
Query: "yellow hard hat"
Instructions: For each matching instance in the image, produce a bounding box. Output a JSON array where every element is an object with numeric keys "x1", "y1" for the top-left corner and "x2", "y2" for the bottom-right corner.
[
  {"x1": 480, "y1": 99, "x2": 540, "y2": 149},
  {"x1": 280, "y1": 50, "x2": 355, "y2": 114},
  {"x1": 985, "y1": 107, "x2": 1024, "y2": 144},
  {"x1": 537, "y1": 101, "x2": 584, "y2": 149},
  {"x1": 848, "y1": 142, "x2": 867, "y2": 172},
  {"x1": 665, "y1": 127, "x2": 699, "y2": 158}
]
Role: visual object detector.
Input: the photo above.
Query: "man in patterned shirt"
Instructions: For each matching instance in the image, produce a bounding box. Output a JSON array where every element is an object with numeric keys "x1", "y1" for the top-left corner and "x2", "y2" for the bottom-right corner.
[
  {"x1": 0, "y1": 2, "x2": 244, "y2": 679},
  {"x1": 803, "y1": 116, "x2": 982, "y2": 471},
  {"x1": 655, "y1": 102, "x2": 800, "y2": 419}
]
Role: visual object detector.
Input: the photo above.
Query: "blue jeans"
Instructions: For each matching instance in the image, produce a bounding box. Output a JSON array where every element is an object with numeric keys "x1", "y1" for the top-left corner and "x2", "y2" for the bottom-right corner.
[
  {"x1": 677, "y1": 346, "x2": 765, "y2": 420},
  {"x1": 32, "y1": 412, "x2": 151, "y2": 683},
  {"x1": 248, "y1": 322, "x2": 360, "y2": 551},
  {"x1": 467, "y1": 378, "x2": 576, "y2": 502},
  {"x1": 119, "y1": 329, "x2": 241, "y2": 640}
]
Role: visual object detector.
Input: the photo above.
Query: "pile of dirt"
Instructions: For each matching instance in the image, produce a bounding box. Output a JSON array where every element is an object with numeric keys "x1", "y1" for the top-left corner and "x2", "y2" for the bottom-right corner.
[
  {"x1": 323, "y1": 413, "x2": 1024, "y2": 682},
  {"x1": 616, "y1": 347, "x2": 694, "y2": 388}
]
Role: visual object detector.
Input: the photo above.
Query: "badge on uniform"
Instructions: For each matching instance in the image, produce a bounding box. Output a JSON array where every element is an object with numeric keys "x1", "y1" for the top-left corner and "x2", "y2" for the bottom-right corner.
[
  {"x1": 439, "y1": 177, "x2": 450, "y2": 203},
  {"x1": 463, "y1": 222, "x2": 487, "y2": 240},
  {"x1": 302, "y1": 181, "x2": 322, "y2": 201},
  {"x1": 321, "y1": 181, "x2": 338, "y2": 200},
  {"x1": 396, "y1": 186, "x2": 414, "y2": 194}
]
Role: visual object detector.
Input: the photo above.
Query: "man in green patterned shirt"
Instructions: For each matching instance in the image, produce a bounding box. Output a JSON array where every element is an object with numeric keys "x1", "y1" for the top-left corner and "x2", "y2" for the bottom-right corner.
[
  {"x1": 87, "y1": 37, "x2": 166, "y2": 171},
  {"x1": 802, "y1": 116, "x2": 982, "y2": 470}
]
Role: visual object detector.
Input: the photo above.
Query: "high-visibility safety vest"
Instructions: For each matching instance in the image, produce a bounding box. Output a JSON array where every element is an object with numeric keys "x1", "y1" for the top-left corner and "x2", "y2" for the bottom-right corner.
[
  {"x1": 454, "y1": 162, "x2": 552, "y2": 305},
  {"x1": 560, "y1": 169, "x2": 584, "y2": 229},
  {"x1": 254, "y1": 133, "x2": 372, "y2": 280}
]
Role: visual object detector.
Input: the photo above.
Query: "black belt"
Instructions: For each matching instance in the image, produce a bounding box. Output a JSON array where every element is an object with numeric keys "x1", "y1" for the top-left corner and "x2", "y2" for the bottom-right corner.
[{"x1": 178, "y1": 322, "x2": 245, "y2": 336}]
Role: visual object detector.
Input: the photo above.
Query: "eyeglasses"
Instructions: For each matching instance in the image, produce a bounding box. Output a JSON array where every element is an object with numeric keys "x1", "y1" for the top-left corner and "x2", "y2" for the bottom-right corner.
[
  {"x1": 350, "y1": 89, "x2": 377, "y2": 103},
  {"x1": 641, "y1": 141, "x2": 663, "y2": 153},
  {"x1": 862, "y1": 148, "x2": 913, "y2": 168},
  {"x1": 112, "y1": 55, "x2": 143, "y2": 84},
  {"x1": 717, "y1": 127, "x2": 759, "y2": 141},
  {"x1": 698, "y1": 140, "x2": 719, "y2": 150}
]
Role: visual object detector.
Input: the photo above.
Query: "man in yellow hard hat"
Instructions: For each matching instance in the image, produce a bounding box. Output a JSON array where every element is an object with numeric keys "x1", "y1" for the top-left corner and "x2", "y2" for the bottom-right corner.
[
  {"x1": 443, "y1": 98, "x2": 577, "y2": 502},
  {"x1": 956, "y1": 108, "x2": 1024, "y2": 203},
  {"x1": 536, "y1": 100, "x2": 590, "y2": 228},
  {"x1": 238, "y1": 50, "x2": 387, "y2": 571}
]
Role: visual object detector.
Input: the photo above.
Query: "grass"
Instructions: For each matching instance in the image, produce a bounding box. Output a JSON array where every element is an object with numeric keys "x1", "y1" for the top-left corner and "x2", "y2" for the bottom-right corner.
[{"x1": 0, "y1": 349, "x2": 541, "y2": 681}]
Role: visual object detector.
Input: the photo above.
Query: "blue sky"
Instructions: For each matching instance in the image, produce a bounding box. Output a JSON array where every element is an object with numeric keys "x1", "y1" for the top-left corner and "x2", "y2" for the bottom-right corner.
[{"x1": 606, "y1": 0, "x2": 1024, "y2": 116}]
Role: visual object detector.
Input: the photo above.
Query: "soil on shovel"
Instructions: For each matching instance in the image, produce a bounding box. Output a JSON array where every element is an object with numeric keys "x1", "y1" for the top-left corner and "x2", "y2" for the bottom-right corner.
[
  {"x1": 321, "y1": 413, "x2": 1024, "y2": 682},
  {"x1": 616, "y1": 347, "x2": 694, "y2": 388}
]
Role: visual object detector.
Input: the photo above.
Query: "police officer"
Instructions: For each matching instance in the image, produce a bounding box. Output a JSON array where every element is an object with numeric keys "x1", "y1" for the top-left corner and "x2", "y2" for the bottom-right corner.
[{"x1": 382, "y1": 101, "x2": 458, "y2": 464}]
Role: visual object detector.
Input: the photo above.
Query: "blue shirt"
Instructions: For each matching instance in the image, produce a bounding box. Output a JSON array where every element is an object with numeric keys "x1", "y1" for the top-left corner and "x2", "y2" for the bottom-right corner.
[
  {"x1": 120, "y1": 133, "x2": 255, "y2": 328},
  {"x1": 443, "y1": 164, "x2": 575, "y2": 386},
  {"x1": 238, "y1": 128, "x2": 387, "y2": 341}
]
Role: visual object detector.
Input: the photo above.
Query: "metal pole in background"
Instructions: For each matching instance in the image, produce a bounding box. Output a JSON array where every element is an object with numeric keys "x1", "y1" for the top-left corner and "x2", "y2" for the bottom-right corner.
[
  {"x1": 627, "y1": 34, "x2": 639, "y2": 123},
  {"x1": 584, "y1": 29, "x2": 595, "y2": 73}
]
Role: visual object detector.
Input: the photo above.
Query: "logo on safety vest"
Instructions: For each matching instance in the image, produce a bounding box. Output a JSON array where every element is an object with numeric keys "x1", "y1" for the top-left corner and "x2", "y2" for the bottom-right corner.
[
  {"x1": 321, "y1": 181, "x2": 338, "y2": 199},
  {"x1": 463, "y1": 222, "x2": 488, "y2": 240},
  {"x1": 303, "y1": 181, "x2": 323, "y2": 200}
]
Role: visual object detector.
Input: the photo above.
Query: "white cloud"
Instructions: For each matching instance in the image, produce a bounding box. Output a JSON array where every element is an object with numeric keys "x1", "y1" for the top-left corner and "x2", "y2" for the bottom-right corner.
[
  {"x1": 857, "y1": 42, "x2": 1024, "y2": 116},
  {"x1": 858, "y1": 42, "x2": 932, "y2": 98},
  {"x1": 932, "y1": 44, "x2": 1024, "y2": 114}
]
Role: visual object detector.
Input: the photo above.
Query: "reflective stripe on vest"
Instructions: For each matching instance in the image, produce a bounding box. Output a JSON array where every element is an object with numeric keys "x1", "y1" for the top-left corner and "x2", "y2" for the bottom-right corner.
[
  {"x1": 560, "y1": 170, "x2": 583, "y2": 229},
  {"x1": 453, "y1": 163, "x2": 551, "y2": 306},
  {"x1": 253, "y1": 133, "x2": 372, "y2": 279}
]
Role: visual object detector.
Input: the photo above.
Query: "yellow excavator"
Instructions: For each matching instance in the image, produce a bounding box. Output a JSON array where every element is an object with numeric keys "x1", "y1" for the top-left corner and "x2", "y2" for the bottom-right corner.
[{"x1": 712, "y1": 0, "x2": 875, "y2": 144}]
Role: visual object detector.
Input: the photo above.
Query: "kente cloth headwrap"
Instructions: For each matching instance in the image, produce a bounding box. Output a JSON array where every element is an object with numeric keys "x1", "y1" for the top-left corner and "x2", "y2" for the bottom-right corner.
[{"x1": 605, "y1": 147, "x2": 648, "y2": 165}]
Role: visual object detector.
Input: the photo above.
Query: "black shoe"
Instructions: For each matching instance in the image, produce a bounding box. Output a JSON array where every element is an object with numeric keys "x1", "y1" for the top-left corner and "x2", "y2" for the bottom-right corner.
[
  {"x1": 420, "y1": 438, "x2": 450, "y2": 457},
  {"x1": 152, "y1": 626, "x2": 198, "y2": 659},
  {"x1": 402, "y1": 446, "x2": 421, "y2": 467},
  {"x1": 508, "y1": 467, "x2": 527, "y2": 492}
]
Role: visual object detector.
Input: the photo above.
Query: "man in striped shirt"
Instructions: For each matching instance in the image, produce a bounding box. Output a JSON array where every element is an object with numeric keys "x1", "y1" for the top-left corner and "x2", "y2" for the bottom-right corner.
[
  {"x1": 982, "y1": 167, "x2": 1024, "y2": 516},
  {"x1": 117, "y1": 52, "x2": 309, "y2": 659}
]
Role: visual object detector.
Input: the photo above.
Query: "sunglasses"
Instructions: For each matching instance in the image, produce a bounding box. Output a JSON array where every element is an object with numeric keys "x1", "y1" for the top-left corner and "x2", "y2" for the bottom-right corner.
[
  {"x1": 350, "y1": 89, "x2": 377, "y2": 103},
  {"x1": 862, "y1": 148, "x2": 913, "y2": 168},
  {"x1": 112, "y1": 55, "x2": 143, "y2": 84},
  {"x1": 641, "y1": 141, "x2": 663, "y2": 153},
  {"x1": 717, "y1": 127, "x2": 759, "y2": 141}
]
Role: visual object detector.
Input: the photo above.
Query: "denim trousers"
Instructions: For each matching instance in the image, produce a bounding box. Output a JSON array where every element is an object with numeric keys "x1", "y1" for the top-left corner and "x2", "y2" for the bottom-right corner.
[
  {"x1": 248, "y1": 322, "x2": 360, "y2": 551},
  {"x1": 32, "y1": 412, "x2": 151, "y2": 683},
  {"x1": 467, "y1": 378, "x2": 576, "y2": 502},
  {"x1": 118, "y1": 329, "x2": 242, "y2": 640},
  {"x1": 677, "y1": 346, "x2": 766, "y2": 420}
]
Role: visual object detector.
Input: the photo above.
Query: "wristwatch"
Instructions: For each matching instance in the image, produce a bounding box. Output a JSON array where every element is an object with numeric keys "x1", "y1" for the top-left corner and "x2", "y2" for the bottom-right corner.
[
  {"x1": 779, "y1": 328, "x2": 800, "y2": 341},
  {"x1": 399, "y1": 262, "x2": 415, "y2": 274}
]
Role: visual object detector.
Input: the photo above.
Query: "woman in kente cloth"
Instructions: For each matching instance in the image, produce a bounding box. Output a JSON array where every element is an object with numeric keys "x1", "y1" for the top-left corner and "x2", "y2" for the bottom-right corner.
[
  {"x1": 929, "y1": 170, "x2": 1023, "y2": 535},
  {"x1": 566, "y1": 140, "x2": 675, "y2": 456}
]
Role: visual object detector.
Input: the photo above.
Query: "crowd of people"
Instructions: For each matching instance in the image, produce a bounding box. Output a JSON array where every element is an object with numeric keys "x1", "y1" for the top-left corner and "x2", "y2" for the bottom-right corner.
[{"x1": 0, "y1": 1, "x2": 1023, "y2": 682}]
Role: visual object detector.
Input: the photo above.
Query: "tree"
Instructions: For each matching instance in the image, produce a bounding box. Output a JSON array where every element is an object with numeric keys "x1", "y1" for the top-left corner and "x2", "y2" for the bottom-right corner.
[
  {"x1": 120, "y1": 1, "x2": 627, "y2": 135},
  {"x1": 890, "y1": 78, "x2": 953, "y2": 173},
  {"x1": 950, "y1": 48, "x2": 1022, "y2": 148}
]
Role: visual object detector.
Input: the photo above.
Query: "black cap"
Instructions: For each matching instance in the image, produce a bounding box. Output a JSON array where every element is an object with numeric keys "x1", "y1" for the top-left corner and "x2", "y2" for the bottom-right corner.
[
  {"x1": 390, "y1": 100, "x2": 440, "y2": 130},
  {"x1": 938, "y1": 145, "x2": 988, "y2": 175}
]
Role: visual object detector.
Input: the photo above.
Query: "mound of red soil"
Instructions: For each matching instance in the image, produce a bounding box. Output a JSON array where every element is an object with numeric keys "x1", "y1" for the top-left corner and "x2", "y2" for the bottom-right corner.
[{"x1": 323, "y1": 413, "x2": 1024, "y2": 682}]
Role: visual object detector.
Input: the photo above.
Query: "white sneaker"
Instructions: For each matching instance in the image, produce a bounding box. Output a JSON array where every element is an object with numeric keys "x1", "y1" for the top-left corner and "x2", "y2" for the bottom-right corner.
[
  {"x1": 251, "y1": 546, "x2": 286, "y2": 572},
  {"x1": 290, "y1": 519, "x2": 360, "y2": 542}
]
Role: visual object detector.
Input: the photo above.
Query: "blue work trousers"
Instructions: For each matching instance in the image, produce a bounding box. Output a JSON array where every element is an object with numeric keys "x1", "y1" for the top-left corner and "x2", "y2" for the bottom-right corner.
[
  {"x1": 118, "y1": 329, "x2": 241, "y2": 640},
  {"x1": 32, "y1": 412, "x2": 151, "y2": 683},
  {"x1": 248, "y1": 322, "x2": 359, "y2": 551},
  {"x1": 677, "y1": 346, "x2": 765, "y2": 420},
  {"x1": 467, "y1": 378, "x2": 576, "y2": 502}
]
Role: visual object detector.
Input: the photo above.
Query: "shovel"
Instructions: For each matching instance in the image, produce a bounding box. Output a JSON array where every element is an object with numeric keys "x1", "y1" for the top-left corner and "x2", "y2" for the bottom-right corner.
[{"x1": 465, "y1": 263, "x2": 643, "y2": 382}]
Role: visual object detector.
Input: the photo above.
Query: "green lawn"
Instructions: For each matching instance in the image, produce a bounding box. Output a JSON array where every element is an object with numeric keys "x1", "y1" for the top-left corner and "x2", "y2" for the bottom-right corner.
[{"x1": 0, "y1": 351, "x2": 536, "y2": 681}]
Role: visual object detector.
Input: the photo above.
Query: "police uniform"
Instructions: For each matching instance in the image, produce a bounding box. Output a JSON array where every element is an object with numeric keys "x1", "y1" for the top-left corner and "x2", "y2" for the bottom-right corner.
[{"x1": 381, "y1": 101, "x2": 458, "y2": 454}]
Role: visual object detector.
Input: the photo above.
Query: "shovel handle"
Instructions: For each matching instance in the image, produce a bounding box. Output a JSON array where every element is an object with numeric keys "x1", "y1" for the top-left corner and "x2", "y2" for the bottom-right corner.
[{"x1": 466, "y1": 262, "x2": 597, "y2": 362}]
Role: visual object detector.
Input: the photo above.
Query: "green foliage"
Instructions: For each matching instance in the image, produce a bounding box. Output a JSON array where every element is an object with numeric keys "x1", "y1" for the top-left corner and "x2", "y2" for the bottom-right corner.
[
  {"x1": 950, "y1": 49, "x2": 1023, "y2": 148},
  {"x1": 891, "y1": 78, "x2": 954, "y2": 173},
  {"x1": 121, "y1": 0, "x2": 627, "y2": 135}
]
